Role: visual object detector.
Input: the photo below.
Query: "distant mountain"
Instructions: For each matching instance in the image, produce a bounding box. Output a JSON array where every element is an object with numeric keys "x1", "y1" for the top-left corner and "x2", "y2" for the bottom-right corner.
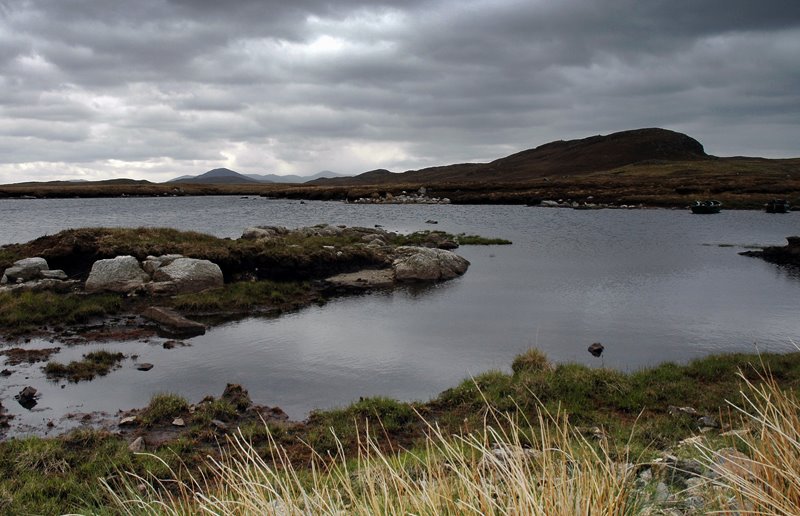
[
  {"x1": 168, "y1": 169, "x2": 349, "y2": 184},
  {"x1": 244, "y1": 170, "x2": 349, "y2": 183},
  {"x1": 310, "y1": 128, "x2": 709, "y2": 186},
  {"x1": 9, "y1": 178, "x2": 153, "y2": 186},
  {"x1": 168, "y1": 168, "x2": 261, "y2": 184}
]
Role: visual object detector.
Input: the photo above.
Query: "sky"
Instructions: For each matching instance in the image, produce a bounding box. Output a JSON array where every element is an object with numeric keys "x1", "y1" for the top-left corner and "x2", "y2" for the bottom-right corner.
[{"x1": 1, "y1": 0, "x2": 799, "y2": 184}]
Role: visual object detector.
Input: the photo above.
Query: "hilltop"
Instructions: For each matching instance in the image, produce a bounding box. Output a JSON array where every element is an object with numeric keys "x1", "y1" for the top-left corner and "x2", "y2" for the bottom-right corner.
[{"x1": 311, "y1": 128, "x2": 709, "y2": 185}]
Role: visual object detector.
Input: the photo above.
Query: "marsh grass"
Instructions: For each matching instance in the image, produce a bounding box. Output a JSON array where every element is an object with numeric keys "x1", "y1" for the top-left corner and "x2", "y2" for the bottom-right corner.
[
  {"x1": 106, "y1": 401, "x2": 640, "y2": 515},
  {"x1": 169, "y1": 280, "x2": 310, "y2": 312},
  {"x1": 0, "y1": 291, "x2": 122, "y2": 330},
  {"x1": 43, "y1": 350, "x2": 125, "y2": 382},
  {"x1": 139, "y1": 393, "x2": 190, "y2": 426},
  {"x1": 695, "y1": 363, "x2": 800, "y2": 514}
]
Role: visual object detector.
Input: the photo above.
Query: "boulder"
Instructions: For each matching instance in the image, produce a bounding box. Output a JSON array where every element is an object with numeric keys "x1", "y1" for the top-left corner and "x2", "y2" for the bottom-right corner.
[
  {"x1": 241, "y1": 226, "x2": 290, "y2": 240},
  {"x1": 85, "y1": 256, "x2": 150, "y2": 293},
  {"x1": 142, "y1": 254, "x2": 184, "y2": 275},
  {"x1": 153, "y1": 258, "x2": 223, "y2": 293},
  {"x1": 1, "y1": 257, "x2": 50, "y2": 284},
  {"x1": 392, "y1": 247, "x2": 470, "y2": 282},
  {"x1": 144, "y1": 281, "x2": 179, "y2": 296}
]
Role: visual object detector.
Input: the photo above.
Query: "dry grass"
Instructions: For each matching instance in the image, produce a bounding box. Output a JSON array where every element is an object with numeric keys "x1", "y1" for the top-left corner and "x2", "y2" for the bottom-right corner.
[
  {"x1": 105, "y1": 403, "x2": 640, "y2": 515},
  {"x1": 695, "y1": 364, "x2": 800, "y2": 515}
]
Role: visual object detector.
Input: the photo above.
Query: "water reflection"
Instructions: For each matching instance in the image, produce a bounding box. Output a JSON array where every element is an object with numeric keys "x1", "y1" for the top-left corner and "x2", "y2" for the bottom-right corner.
[{"x1": 1, "y1": 199, "x2": 800, "y2": 435}]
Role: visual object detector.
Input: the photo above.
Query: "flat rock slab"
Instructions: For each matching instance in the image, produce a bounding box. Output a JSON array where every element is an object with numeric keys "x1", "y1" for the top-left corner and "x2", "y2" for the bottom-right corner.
[
  {"x1": 142, "y1": 306, "x2": 206, "y2": 337},
  {"x1": 325, "y1": 269, "x2": 395, "y2": 290}
]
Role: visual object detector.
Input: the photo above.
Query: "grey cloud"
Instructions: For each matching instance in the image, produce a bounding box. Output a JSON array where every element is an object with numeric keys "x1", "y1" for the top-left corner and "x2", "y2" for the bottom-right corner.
[{"x1": 0, "y1": 0, "x2": 799, "y2": 182}]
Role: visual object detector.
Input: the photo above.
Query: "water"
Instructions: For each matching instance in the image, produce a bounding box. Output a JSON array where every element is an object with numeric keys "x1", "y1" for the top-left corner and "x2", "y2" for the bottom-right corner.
[{"x1": 1, "y1": 197, "x2": 799, "y2": 435}]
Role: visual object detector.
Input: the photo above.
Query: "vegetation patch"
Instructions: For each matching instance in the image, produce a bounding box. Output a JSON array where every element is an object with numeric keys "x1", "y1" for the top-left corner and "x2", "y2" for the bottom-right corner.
[
  {"x1": 138, "y1": 393, "x2": 190, "y2": 426},
  {"x1": 169, "y1": 280, "x2": 312, "y2": 313},
  {"x1": 43, "y1": 350, "x2": 125, "y2": 382},
  {"x1": 1, "y1": 347, "x2": 61, "y2": 366},
  {"x1": 0, "y1": 291, "x2": 122, "y2": 332},
  {"x1": 455, "y1": 233, "x2": 512, "y2": 245}
]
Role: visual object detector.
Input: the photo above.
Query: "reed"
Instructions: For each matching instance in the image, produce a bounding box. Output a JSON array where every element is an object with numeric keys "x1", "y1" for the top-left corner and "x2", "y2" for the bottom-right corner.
[{"x1": 105, "y1": 402, "x2": 640, "y2": 515}]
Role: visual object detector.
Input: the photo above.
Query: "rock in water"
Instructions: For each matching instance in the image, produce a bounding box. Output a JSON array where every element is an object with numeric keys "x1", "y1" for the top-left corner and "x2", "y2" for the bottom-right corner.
[
  {"x1": 85, "y1": 256, "x2": 150, "y2": 293},
  {"x1": 588, "y1": 342, "x2": 604, "y2": 357},
  {"x1": 142, "y1": 306, "x2": 206, "y2": 337},
  {"x1": 392, "y1": 247, "x2": 470, "y2": 282},
  {"x1": 152, "y1": 258, "x2": 223, "y2": 293}
]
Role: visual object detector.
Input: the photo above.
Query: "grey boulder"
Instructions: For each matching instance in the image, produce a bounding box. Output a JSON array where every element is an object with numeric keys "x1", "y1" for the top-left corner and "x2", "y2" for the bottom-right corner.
[
  {"x1": 152, "y1": 258, "x2": 223, "y2": 293},
  {"x1": 392, "y1": 247, "x2": 470, "y2": 282},
  {"x1": 85, "y1": 256, "x2": 150, "y2": 293},
  {"x1": 1, "y1": 257, "x2": 50, "y2": 284}
]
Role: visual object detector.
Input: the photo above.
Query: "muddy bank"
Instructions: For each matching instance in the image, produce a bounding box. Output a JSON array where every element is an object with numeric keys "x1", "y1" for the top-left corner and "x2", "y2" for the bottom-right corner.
[{"x1": 742, "y1": 235, "x2": 800, "y2": 268}]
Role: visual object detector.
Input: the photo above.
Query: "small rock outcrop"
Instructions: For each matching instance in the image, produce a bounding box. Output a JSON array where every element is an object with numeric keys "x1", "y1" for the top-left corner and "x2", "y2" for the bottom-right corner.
[
  {"x1": 743, "y1": 236, "x2": 800, "y2": 267},
  {"x1": 392, "y1": 246, "x2": 470, "y2": 282},
  {"x1": 152, "y1": 258, "x2": 223, "y2": 293},
  {"x1": 85, "y1": 256, "x2": 150, "y2": 293},
  {"x1": 325, "y1": 269, "x2": 396, "y2": 290},
  {"x1": 1, "y1": 257, "x2": 71, "y2": 290}
]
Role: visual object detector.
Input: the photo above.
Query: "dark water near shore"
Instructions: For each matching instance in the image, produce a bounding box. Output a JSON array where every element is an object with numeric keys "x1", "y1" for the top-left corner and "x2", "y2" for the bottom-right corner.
[{"x1": 1, "y1": 197, "x2": 799, "y2": 435}]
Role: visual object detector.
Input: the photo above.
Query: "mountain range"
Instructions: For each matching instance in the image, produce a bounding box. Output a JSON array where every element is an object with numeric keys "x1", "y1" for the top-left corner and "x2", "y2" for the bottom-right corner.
[{"x1": 168, "y1": 169, "x2": 346, "y2": 184}]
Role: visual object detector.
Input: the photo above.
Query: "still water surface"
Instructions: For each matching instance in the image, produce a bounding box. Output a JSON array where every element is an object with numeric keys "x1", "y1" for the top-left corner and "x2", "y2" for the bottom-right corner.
[{"x1": 1, "y1": 197, "x2": 799, "y2": 434}]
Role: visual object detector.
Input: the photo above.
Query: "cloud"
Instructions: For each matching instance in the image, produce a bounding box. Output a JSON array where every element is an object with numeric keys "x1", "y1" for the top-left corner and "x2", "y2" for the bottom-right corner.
[{"x1": 0, "y1": 0, "x2": 799, "y2": 183}]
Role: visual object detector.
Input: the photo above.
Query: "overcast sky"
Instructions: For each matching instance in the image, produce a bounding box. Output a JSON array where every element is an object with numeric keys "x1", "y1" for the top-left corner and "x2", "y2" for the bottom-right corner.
[{"x1": 1, "y1": 0, "x2": 799, "y2": 183}]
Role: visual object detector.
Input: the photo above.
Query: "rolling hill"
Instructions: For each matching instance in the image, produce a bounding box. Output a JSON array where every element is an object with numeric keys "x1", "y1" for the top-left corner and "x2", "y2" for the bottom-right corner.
[{"x1": 311, "y1": 128, "x2": 710, "y2": 185}]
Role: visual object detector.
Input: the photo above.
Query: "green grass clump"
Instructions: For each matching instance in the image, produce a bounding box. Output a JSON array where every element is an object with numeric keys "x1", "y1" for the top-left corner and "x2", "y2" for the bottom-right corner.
[
  {"x1": 139, "y1": 393, "x2": 189, "y2": 426},
  {"x1": 43, "y1": 350, "x2": 125, "y2": 382},
  {"x1": 511, "y1": 348, "x2": 551, "y2": 375},
  {"x1": 0, "y1": 291, "x2": 122, "y2": 331},
  {"x1": 170, "y1": 280, "x2": 310, "y2": 312},
  {"x1": 455, "y1": 233, "x2": 512, "y2": 245}
]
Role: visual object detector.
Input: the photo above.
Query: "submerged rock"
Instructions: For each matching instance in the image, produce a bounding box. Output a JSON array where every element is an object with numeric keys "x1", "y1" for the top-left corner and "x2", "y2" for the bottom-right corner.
[
  {"x1": 85, "y1": 256, "x2": 150, "y2": 293},
  {"x1": 142, "y1": 306, "x2": 206, "y2": 337}
]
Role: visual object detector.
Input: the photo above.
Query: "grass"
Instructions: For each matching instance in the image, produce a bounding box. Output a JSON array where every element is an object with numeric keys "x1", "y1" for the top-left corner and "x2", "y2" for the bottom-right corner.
[
  {"x1": 43, "y1": 350, "x2": 126, "y2": 382},
  {"x1": 694, "y1": 365, "x2": 800, "y2": 514},
  {"x1": 0, "y1": 291, "x2": 122, "y2": 332},
  {"x1": 107, "y1": 403, "x2": 639, "y2": 515},
  {"x1": 138, "y1": 393, "x2": 190, "y2": 426},
  {"x1": 3, "y1": 349, "x2": 800, "y2": 513},
  {"x1": 169, "y1": 280, "x2": 312, "y2": 312},
  {"x1": 455, "y1": 233, "x2": 513, "y2": 245}
]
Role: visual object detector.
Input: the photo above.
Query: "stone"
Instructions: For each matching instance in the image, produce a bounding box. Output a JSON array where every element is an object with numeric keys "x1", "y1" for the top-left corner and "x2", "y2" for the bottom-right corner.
[
  {"x1": 142, "y1": 306, "x2": 206, "y2": 337},
  {"x1": 162, "y1": 340, "x2": 188, "y2": 349},
  {"x1": 135, "y1": 363, "x2": 154, "y2": 371},
  {"x1": 698, "y1": 415, "x2": 720, "y2": 428},
  {"x1": 211, "y1": 419, "x2": 228, "y2": 432},
  {"x1": 153, "y1": 258, "x2": 223, "y2": 293},
  {"x1": 668, "y1": 405, "x2": 698, "y2": 417},
  {"x1": 17, "y1": 386, "x2": 37, "y2": 402},
  {"x1": 711, "y1": 447, "x2": 753, "y2": 479},
  {"x1": 325, "y1": 269, "x2": 396, "y2": 290},
  {"x1": 128, "y1": 436, "x2": 145, "y2": 452},
  {"x1": 40, "y1": 269, "x2": 68, "y2": 280},
  {"x1": 172, "y1": 417, "x2": 185, "y2": 427},
  {"x1": 85, "y1": 256, "x2": 150, "y2": 293},
  {"x1": 222, "y1": 383, "x2": 252, "y2": 410},
  {"x1": 392, "y1": 246, "x2": 470, "y2": 282},
  {"x1": 144, "y1": 281, "x2": 178, "y2": 296},
  {"x1": 2, "y1": 257, "x2": 50, "y2": 284},
  {"x1": 241, "y1": 226, "x2": 289, "y2": 240},
  {"x1": 119, "y1": 416, "x2": 138, "y2": 426},
  {"x1": 588, "y1": 342, "x2": 604, "y2": 357}
]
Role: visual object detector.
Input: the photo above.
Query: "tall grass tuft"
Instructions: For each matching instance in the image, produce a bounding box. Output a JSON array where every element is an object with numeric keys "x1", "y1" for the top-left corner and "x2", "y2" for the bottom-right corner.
[
  {"x1": 105, "y1": 403, "x2": 640, "y2": 515},
  {"x1": 695, "y1": 365, "x2": 800, "y2": 515}
]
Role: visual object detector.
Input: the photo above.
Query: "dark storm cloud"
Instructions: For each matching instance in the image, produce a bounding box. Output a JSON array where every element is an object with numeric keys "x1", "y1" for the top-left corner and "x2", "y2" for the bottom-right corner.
[{"x1": 0, "y1": 0, "x2": 798, "y2": 182}]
